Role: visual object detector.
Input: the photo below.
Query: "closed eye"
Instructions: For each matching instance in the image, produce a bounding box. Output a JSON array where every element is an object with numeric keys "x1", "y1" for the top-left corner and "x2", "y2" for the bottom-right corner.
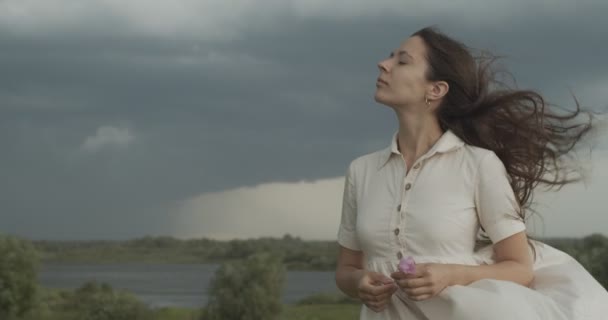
[{"x1": 389, "y1": 54, "x2": 407, "y2": 65}]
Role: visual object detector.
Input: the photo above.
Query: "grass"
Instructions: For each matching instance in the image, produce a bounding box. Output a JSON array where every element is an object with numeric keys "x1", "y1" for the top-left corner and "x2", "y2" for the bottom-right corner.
[
  {"x1": 279, "y1": 304, "x2": 361, "y2": 320},
  {"x1": 150, "y1": 307, "x2": 203, "y2": 320},
  {"x1": 147, "y1": 304, "x2": 362, "y2": 320},
  {"x1": 26, "y1": 287, "x2": 361, "y2": 320},
  {"x1": 29, "y1": 304, "x2": 361, "y2": 320}
]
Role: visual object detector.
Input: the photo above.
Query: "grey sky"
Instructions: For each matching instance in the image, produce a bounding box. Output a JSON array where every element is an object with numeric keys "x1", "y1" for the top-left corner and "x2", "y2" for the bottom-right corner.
[{"x1": 1, "y1": 0, "x2": 607, "y2": 240}]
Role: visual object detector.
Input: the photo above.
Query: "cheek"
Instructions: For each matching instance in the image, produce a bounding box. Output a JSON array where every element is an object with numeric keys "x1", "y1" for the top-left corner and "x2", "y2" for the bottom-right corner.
[
  {"x1": 396, "y1": 72, "x2": 425, "y2": 91},
  {"x1": 397, "y1": 79, "x2": 425, "y2": 97}
]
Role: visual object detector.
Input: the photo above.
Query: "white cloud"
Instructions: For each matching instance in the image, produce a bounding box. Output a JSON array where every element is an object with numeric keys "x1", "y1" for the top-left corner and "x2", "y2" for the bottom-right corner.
[
  {"x1": 81, "y1": 125, "x2": 135, "y2": 153},
  {"x1": 170, "y1": 177, "x2": 345, "y2": 240},
  {"x1": 171, "y1": 151, "x2": 608, "y2": 241}
]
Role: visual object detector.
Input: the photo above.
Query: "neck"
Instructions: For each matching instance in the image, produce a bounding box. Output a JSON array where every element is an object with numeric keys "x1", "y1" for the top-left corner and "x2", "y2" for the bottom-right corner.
[{"x1": 395, "y1": 108, "x2": 444, "y2": 162}]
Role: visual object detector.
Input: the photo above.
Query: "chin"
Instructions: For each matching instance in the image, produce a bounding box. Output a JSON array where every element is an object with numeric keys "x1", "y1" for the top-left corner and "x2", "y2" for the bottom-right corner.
[
  {"x1": 373, "y1": 91, "x2": 384, "y2": 103},
  {"x1": 374, "y1": 92, "x2": 394, "y2": 107},
  {"x1": 374, "y1": 92, "x2": 409, "y2": 109}
]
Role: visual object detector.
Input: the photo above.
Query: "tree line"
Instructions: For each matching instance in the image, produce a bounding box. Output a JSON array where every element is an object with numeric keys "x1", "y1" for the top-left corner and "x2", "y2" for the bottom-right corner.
[
  {"x1": 1, "y1": 233, "x2": 607, "y2": 319},
  {"x1": 33, "y1": 234, "x2": 337, "y2": 270},
  {"x1": 31, "y1": 233, "x2": 608, "y2": 278}
]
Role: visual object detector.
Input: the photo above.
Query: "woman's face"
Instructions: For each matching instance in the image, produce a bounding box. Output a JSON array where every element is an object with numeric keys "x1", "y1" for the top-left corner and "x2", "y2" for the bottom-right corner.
[{"x1": 374, "y1": 36, "x2": 432, "y2": 109}]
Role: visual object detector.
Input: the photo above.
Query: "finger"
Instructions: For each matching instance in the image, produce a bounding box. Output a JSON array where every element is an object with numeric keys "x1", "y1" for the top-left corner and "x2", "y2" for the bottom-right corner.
[
  {"x1": 411, "y1": 263, "x2": 428, "y2": 278},
  {"x1": 392, "y1": 272, "x2": 422, "y2": 282},
  {"x1": 391, "y1": 270, "x2": 418, "y2": 279},
  {"x1": 374, "y1": 291, "x2": 394, "y2": 303},
  {"x1": 368, "y1": 283, "x2": 397, "y2": 295},
  {"x1": 362, "y1": 290, "x2": 393, "y2": 303},
  {"x1": 360, "y1": 293, "x2": 378, "y2": 302},
  {"x1": 396, "y1": 279, "x2": 419, "y2": 289},
  {"x1": 405, "y1": 286, "x2": 434, "y2": 296},
  {"x1": 359, "y1": 284, "x2": 378, "y2": 296},
  {"x1": 409, "y1": 293, "x2": 433, "y2": 301},
  {"x1": 379, "y1": 277, "x2": 397, "y2": 285},
  {"x1": 369, "y1": 272, "x2": 395, "y2": 284},
  {"x1": 364, "y1": 277, "x2": 392, "y2": 288},
  {"x1": 363, "y1": 291, "x2": 393, "y2": 307},
  {"x1": 379, "y1": 286, "x2": 398, "y2": 299},
  {"x1": 399, "y1": 277, "x2": 431, "y2": 289}
]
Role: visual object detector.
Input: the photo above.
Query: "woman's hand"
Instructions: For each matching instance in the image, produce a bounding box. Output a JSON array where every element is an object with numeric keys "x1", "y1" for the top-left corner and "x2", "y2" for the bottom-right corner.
[
  {"x1": 356, "y1": 271, "x2": 398, "y2": 312},
  {"x1": 390, "y1": 263, "x2": 456, "y2": 301}
]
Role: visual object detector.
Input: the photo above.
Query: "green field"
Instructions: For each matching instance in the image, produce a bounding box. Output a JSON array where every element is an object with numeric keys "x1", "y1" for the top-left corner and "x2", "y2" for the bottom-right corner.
[
  {"x1": 18, "y1": 286, "x2": 362, "y2": 320},
  {"x1": 150, "y1": 304, "x2": 361, "y2": 320},
  {"x1": 22, "y1": 302, "x2": 361, "y2": 320},
  {"x1": 279, "y1": 304, "x2": 361, "y2": 320}
]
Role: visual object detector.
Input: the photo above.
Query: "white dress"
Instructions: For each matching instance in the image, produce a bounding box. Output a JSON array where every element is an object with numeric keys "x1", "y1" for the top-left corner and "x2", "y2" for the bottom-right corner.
[{"x1": 337, "y1": 130, "x2": 608, "y2": 319}]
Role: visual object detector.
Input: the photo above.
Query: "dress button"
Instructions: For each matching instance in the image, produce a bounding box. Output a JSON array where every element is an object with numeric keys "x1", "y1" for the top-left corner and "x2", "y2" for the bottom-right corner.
[
  {"x1": 397, "y1": 204, "x2": 401, "y2": 211},
  {"x1": 405, "y1": 183, "x2": 412, "y2": 190},
  {"x1": 397, "y1": 252, "x2": 403, "y2": 259},
  {"x1": 413, "y1": 163, "x2": 420, "y2": 169},
  {"x1": 394, "y1": 228, "x2": 400, "y2": 235}
]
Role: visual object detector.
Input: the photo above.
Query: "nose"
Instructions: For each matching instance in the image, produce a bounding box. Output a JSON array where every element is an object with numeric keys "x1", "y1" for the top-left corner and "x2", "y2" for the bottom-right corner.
[{"x1": 377, "y1": 59, "x2": 389, "y2": 72}]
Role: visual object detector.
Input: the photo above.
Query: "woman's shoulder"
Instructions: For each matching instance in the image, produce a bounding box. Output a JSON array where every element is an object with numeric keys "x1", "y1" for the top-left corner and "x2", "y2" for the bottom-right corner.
[
  {"x1": 461, "y1": 144, "x2": 499, "y2": 163},
  {"x1": 460, "y1": 144, "x2": 507, "y2": 177},
  {"x1": 346, "y1": 147, "x2": 390, "y2": 172}
]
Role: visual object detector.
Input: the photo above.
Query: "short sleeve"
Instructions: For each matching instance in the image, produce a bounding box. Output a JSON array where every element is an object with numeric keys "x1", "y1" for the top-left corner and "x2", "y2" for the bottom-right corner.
[
  {"x1": 336, "y1": 161, "x2": 362, "y2": 251},
  {"x1": 474, "y1": 152, "x2": 526, "y2": 244}
]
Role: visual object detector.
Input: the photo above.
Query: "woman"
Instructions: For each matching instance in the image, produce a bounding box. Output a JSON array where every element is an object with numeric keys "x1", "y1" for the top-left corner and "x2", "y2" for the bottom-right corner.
[{"x1": 335, "y1": 26, "x2": 608, "y2": 319}]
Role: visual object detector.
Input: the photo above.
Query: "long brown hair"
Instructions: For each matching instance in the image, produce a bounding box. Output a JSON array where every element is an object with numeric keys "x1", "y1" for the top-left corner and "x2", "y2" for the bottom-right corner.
[{"x1": 412, "y1": 26, "x2": 602, "y2": 259}]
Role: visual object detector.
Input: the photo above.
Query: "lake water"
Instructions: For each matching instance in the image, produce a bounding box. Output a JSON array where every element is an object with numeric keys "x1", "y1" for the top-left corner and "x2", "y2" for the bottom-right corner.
[{"x1": 38, "y1": 263, "x2": 343, "y2": 308}]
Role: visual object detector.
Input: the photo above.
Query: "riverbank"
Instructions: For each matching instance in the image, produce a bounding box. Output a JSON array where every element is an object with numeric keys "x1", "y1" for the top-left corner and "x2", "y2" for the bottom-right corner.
[{"x1": 32, "y1": 234, "x2": 588, "y2": 271}]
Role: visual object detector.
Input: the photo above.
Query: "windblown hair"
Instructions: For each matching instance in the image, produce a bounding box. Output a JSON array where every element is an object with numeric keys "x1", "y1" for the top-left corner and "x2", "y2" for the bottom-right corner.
[{"x1": 412, "y1": 26, "x2": 602, "y2": 259}]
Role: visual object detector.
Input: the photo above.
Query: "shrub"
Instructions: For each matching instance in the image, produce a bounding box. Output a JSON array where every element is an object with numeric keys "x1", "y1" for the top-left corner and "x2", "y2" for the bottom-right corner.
[
  {"x1": 0, "y1": 234, "x2": 39, "y2": 319},
  {"x1": 203, "y1": 252, "x2": 286, "y2": 320},
  {"x1": 62, "y1": 281, "x2": 152, "y2": 320}
]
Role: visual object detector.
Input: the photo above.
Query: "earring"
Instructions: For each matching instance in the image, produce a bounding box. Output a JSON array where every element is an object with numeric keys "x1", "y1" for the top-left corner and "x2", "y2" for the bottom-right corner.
[{"x1": 425, "y1": 97, "x2": 431, "y2": 107}]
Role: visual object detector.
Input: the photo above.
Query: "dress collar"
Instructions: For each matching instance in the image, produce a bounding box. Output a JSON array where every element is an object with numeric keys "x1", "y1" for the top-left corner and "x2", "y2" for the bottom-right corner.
[{"x1": 377, "y1": 129, "x2": 465, "y2": 170}]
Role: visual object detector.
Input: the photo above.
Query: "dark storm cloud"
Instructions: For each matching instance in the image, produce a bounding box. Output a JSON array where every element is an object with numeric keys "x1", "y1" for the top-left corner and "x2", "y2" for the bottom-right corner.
[{"x1": 1, "y1": 1, "x2": 607, "y2": 239}]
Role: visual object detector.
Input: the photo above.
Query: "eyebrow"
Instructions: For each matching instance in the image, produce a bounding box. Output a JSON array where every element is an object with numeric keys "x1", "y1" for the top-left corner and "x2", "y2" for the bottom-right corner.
[{"x1": 389, "y1": 50, "x2": 414, "y2": 60}]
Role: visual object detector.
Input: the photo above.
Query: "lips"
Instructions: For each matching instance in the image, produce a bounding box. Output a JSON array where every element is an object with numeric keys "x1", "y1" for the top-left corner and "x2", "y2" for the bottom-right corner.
[{"x1": 376, "y1": 78, "x2": 388, "y2": 85}]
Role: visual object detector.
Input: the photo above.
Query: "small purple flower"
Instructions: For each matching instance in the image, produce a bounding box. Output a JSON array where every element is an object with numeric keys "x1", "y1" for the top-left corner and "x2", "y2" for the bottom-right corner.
[{"x1": 398, "y1": 256, "x2": 416, "y2": 274}]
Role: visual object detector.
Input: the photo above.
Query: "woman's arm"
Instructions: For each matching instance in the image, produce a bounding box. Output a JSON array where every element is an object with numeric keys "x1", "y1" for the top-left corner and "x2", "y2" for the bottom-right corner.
[
  {"x1": 463, "y1": 151, "x2": 534, "y2": 287},
  {"x1": 390, "y1": 231, "x2": 533, "y2": 301},
  {"x1": 335, "y1": 245, "x2": 366, "y2": 299},
  {"x1": 452, "y1": 231, "x2": 534, "y2": 287},
  {"x1": 336, "y1": 245, "x2": 399, "y2": 312}
]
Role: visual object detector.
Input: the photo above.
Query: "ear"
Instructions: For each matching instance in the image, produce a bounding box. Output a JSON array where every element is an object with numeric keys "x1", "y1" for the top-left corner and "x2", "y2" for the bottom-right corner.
[{"x1": 426, "y1": 81, "x2": 449, "y2": 101}]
